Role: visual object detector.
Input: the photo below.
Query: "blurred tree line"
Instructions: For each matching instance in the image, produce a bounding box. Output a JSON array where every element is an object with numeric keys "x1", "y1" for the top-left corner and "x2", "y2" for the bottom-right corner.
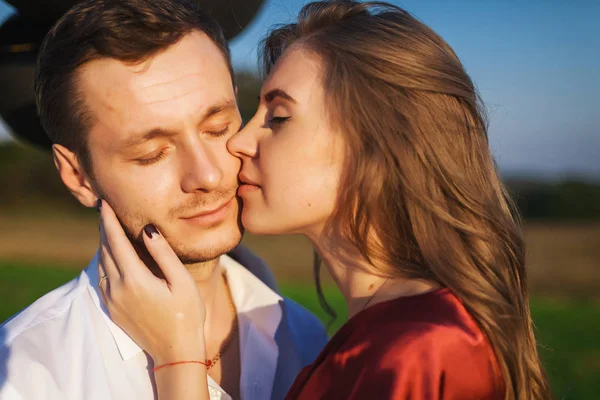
[
  {"x1": 0, "y1": 71, "x2": 598, "y2": 220},
  {"x1": 508, "y1": 178, "x2": 600, "y2": 221}
]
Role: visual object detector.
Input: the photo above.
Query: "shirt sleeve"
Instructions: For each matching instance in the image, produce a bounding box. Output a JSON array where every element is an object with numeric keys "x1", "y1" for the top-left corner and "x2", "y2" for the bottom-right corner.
[
  {"x1": 282, "y1": 298, "x2": 329, "y2": 365},
  {"x1": 0, "y1": 376, "x2": 25, "y2": 400}
]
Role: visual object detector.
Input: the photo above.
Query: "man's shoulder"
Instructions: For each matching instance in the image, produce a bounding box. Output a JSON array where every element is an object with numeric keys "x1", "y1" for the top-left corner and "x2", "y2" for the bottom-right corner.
[
  {"x1": 1, "y1": 270, "x2": 86, "y2": 348},
  {"x1": 280, "y1": 297, "x2": 325, "y2": 333},
  {"x1": 279, "y1": 297, "x2": 328, "y2": 350},
  {"x1": 0, "y1": 267, "x2": 120, "y2": 399}
]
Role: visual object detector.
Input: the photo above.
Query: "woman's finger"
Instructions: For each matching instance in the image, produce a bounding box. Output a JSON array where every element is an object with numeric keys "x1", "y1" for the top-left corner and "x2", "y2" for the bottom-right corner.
[
  {"x1": 98, "y1": 217, "x2": 125, "y2": 299},
  {"x1": 142, "y1": 224, "x2": 190, "y2": 286},
  {"x1": 97, "y1": 240, "x2": 113, "y2": 308},
  {"x1": 99, "y1": 215, "x2": 121, "y2": 281},
  {"x1": 99, "y1": 200, "x2": 147, "y2": 277}
]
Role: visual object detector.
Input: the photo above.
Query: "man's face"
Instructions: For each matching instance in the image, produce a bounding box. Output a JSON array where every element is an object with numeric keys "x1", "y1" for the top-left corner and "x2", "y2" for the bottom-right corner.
[{"x1": 79, "y1": 32, "x2": 243, "y2": 263}]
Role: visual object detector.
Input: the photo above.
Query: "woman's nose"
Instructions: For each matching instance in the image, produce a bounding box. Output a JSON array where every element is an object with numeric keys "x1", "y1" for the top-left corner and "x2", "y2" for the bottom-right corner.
[{"x1": 227, "y1": 120, "x2": 259, "y2": 159}]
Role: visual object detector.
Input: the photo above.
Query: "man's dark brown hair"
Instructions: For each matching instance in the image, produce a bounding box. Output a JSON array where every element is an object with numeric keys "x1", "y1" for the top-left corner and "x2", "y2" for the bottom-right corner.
[{"x1": 34, "y1": 0, "x2": 233, "y2": 174}]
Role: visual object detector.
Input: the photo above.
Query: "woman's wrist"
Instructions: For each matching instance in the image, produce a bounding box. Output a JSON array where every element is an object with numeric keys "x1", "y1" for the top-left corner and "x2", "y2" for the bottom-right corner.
[
  {"x1": 153, "y1": 348, "x2": 207, "y2": 367},
  {"x1": 151, "y1": 334, "x2": 207, "y2": 366}
]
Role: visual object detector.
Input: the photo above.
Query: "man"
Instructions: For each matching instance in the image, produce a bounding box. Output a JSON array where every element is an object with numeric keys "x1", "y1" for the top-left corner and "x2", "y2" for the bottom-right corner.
[{"x1": 0, "y1": 1, "x2": 328, "y2": 399}]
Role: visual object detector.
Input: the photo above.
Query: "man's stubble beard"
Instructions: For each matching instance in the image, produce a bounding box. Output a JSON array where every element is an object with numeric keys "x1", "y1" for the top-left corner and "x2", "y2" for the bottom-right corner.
[{"x1": 93, "y1": 180, "x2": 244, "y2": 268}]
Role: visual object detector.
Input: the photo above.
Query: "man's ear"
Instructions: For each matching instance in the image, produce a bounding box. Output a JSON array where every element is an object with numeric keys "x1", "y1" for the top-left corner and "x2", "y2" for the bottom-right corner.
[{"x1": 52, "y1": 144, "x2": 98, "y2": 208}]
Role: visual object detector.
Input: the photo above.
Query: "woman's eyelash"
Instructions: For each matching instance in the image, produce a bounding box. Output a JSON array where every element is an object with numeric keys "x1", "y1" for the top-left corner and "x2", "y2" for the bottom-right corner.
[{"x1": 269, "y1": 116, "x2": 290, "y2": 125}]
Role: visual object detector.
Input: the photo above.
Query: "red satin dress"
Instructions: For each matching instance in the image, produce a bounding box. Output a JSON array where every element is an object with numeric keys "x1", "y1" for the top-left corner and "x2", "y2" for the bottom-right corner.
[{"x1": 285, "y1": 288, "x2": 504, "y2": 400}]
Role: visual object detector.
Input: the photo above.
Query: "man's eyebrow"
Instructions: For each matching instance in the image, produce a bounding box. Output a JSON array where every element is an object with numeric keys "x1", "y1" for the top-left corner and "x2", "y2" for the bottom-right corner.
[
  {"x1": 121, "y1": 99, "x2": 237, "y2": 148},
  {"x1": 203, "y1": 99, "x2": 237, "y2": 119},
  {"x1": 121, "y1": 128, "x2": 178, "y2": 149},
  {"x1": 261, "y1": 89, "x2": 297, "y2": 104}
]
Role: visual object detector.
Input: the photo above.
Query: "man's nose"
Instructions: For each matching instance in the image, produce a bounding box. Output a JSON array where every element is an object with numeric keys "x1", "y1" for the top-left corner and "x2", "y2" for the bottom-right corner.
[{"x1": 180, "y1": 143, "x2": 223, "y2": 193}]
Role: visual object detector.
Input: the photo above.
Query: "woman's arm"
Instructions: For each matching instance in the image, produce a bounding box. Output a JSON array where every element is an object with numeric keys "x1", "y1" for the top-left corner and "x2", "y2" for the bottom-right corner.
[
  {"x1": 97, "y1": 200, "x2": 210, "y2": 400},
  {"x1": 154, "y1": 360, "x2": 209, "y2": 400}
]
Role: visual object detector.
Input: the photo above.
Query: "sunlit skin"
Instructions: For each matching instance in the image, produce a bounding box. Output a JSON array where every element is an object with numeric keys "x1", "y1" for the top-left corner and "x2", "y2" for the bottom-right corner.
[
  {"x1": 52, "y1": 32, "x2": 243, "y2": 397},
  {"x1": 80, "y1": 32, "x2": 243, "y2": 263},
  {"x1": 97, "y1": 45, "x2": 438, "y2": 400},
  {"x1": 227, "y1": 48, "x2": 344, "y2": 238},
  {"x1": 228, "y1": 48, "x2": 438, "y2": 313}
]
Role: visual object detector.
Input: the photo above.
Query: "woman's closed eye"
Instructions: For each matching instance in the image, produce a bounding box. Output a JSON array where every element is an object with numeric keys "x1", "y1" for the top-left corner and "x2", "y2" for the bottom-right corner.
[{"x1": 268, "y1": 116, "x2": 290, "y2": 127}]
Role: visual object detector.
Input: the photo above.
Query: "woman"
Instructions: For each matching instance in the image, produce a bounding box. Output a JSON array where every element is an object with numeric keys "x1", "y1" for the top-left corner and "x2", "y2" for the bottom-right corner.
[{"x1": 98, "y1": 1, "x2": 552, "y2": 399}]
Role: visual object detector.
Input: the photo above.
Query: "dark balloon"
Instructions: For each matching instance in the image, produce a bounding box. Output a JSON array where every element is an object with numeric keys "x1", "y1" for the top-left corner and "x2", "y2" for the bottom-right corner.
[{"x1": 0, "y1": 0, "x2": 264, "y2": 149}]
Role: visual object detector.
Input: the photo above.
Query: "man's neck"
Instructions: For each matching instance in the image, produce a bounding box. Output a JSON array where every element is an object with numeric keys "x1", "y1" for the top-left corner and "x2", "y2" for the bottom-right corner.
[
  {"x1": 135, "y1": 237, "x2": 225, "y2": 321},
  {"x1": 137, "y1": 244, "x2": 232, "y2": 340},
  {"x1": 187, "y1": 257, "x2": 240, "y2": 398},
  {"x1": 184, "y1": 258, "x2": 228, "y2": 331}
]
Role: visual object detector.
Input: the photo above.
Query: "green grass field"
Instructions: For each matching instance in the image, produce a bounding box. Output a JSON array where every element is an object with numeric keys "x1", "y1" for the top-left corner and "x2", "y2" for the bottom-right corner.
[{"x1": 1, "y1": 260, "x2": 599, "y2": 399}]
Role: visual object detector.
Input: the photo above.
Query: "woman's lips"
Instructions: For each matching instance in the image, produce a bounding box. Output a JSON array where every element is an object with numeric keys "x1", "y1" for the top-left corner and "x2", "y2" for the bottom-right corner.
[
  {"x1": 237, "y1": 183, "x2": 261, "y2": 196},
  {"x1": 238, "y1": 172, "x2": 261, "y2": 196}
]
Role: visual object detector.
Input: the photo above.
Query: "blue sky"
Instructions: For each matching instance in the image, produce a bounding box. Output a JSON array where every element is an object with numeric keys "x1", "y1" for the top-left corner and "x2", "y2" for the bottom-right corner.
[{"x1": 1, "y1": 0, "x2": 598, "y2": 178}]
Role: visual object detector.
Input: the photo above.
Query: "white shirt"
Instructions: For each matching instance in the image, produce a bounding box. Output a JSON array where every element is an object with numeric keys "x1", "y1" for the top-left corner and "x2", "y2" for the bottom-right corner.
[{"x1": 0, "y1": 253, "x2": 327, "y2": 400}]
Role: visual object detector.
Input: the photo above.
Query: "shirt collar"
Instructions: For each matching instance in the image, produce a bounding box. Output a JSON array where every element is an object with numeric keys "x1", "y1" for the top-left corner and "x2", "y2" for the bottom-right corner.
[
  {"x1": 220, "y1": 254, "x2": 283, "y2": 338},
  {"x1": 85, "y1": 251, "x2": 143, "y2": 361},
  {"x1": 220, "y1": 255, "x2": 283, "y2": 400},
  {"x1": 84, "y1": 251, "x2": 284, "y2": 362}
]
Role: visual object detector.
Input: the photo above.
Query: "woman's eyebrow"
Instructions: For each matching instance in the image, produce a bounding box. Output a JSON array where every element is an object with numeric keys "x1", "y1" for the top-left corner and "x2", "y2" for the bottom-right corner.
[{"x1": 260, "y1": 88, "x2": 297, "y2": 104}]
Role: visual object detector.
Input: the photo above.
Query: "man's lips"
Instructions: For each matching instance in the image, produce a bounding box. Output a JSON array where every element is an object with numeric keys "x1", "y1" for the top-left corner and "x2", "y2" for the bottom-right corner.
[{"x1": 180, "y1": 197, "x2": 235, "y2": 225}]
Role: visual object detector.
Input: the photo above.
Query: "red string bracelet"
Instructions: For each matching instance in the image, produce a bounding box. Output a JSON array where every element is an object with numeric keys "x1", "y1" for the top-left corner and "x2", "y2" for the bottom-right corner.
[{"x1": 153, "y1": 360, "x2": 212, "y2": 372}]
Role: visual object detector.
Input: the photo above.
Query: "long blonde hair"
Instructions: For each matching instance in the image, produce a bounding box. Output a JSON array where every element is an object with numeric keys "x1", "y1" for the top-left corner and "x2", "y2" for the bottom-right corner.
[{"x1": 261, "y1": 2, "x2": 552, "y2": 398}]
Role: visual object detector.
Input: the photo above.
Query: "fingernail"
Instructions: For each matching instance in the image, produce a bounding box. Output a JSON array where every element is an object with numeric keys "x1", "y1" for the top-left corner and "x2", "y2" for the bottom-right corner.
[
  {"x1": 144, "y1": 224, "x2": 160, "y2": 239},
  {"x1": 96, "y1": 199, "x2": 102, "y2": 212}
]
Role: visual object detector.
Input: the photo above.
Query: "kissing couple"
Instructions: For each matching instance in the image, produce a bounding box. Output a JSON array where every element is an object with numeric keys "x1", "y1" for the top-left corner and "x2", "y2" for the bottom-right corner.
[{"x1": 1, "y1": 1, "x2": 551, "y2": 399}]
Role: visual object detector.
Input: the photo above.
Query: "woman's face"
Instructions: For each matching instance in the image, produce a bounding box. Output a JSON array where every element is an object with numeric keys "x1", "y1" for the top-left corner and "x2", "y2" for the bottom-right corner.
[{"x1": 227, "y1": 48, "x2": 344, "y2": 238}]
